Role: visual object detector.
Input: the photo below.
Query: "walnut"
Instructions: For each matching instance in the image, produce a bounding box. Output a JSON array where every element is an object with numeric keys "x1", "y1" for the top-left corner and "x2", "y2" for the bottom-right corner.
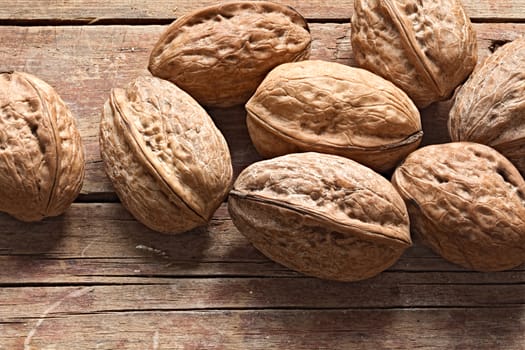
[
  {"x1": 229, "y1": 152, "x2": 411, "y2": 281},
  {"x1": 246, "y1": 60, "x2": 422, "y2": 172},
  {"x1": 449, "y1": 37, "x2": 525, "y2": 175},
  {"x1": 148, "y1": 1, "x2": 311, "y2": 108},
  {"x1": 0, "y1": 71, "x2": 84, "y2": 221},
  {"x1": 392, "y1": 142, "x2": 525, "y2": 271},
  {"x1": 100, "y1": 76, "x2": 233, "y2": 234},
  {"x1": 351, "y1": 0, "x2": 477, "y2": 108}
]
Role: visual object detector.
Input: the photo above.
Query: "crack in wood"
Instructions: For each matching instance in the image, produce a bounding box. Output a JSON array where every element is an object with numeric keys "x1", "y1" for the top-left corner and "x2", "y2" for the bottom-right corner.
[{"x1": 10, "y1": 304, "x2": 525, "y2": 319}]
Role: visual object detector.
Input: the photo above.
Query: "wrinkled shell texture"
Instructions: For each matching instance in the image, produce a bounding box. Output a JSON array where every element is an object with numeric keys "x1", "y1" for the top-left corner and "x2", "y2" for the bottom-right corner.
[
  {"x1": 148, "y1": 1, "x2": 311, "y2": 107},
  {"x1": 246, "y1": 60, "x2": 422, "y2": 172},
  {"x1": 100, "y1": 76, "x2": 233, "y2": 234},
  {"x1": 0, "y1": 71, "x2": 84, "y2": 222},
  {"x1": 392, "y1": 142, "x2": 525, "y2": 271},
  {"x1": 351, "y1": 0, "x2": 477, "y2": 108},
  {"x1": 449, "y1": 38, "x2": 525, "y2": 175},
  {"x1": 229, "y1": 152, "x2": 411, "y2": 281}
]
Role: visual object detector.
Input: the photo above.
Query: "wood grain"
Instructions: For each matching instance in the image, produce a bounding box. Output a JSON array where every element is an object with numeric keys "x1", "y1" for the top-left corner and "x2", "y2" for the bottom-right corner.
[
  {"x1": 1, "y1": 275, "x2": 524, "y2": 316},
  {"x1": 2, "y1": 309, "x2": 525, "y2": 349},
  {"x1": 0, "y1": 0, "x2": 523, "y2": 22},
  {"x1": 0, "y1": 23, "x2": 524, "y2": 196}
]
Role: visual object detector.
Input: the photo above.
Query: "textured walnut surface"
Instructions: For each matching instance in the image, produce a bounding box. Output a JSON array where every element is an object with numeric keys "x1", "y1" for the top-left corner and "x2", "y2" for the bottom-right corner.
[
  {"x1": 449, "y1": 38, "x2": 525, "y2": 175},
  {"x1": 246, "y1": 60, "x2": 422, "y2": 172},
  {"x1": 392, "y1": 142, "x2": 525, "y2": 271},
  {"x1": 148, "y1": 1, "x2": 311, "y2": 108},
  {"x1": 351, "y1": 0, "x2": 477, "y2": 108},
  {"x1": 229, "y1": 152, "x2": 411, "y2": 281},
  {"x1": 0, "y1": 71, "x2": 84, "y2": 221},
  {"x1": 100, "y1": 76, "x2": 233, "y2": 234}
]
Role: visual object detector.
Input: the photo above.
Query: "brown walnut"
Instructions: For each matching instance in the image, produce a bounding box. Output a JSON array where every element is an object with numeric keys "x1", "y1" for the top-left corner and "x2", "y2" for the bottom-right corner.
[
  {"x1": 449, "y1": 37, "x2": 525, "y2": 175},
  {"x1": 0, "y1": 71, "x2": 85, "y2": 222},
  {"x1": 246, "y1": 60, "x2": 422, "y2": 173},
  {"x1": 100, "y1": 76, "x2": 233, "y2": 234},
  {"x1": 351, "y1": 0, "x2": 477, "y2": 108},
  {"x1": 392, "y1": 142, "x2": 525, "y2": 271},
  {"x1": 229, "y1": 152, "x2": 412, "y2": 281},
  {"x1": 148, "y1": 1, "x2": 311, "y2": 108}
]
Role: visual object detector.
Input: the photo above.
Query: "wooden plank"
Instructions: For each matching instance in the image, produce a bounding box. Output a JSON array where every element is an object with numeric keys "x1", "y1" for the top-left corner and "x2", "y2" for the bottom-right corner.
[
  {"x1": 0, "y1": 0, "x2": 523, "y2": 22},
  {"x1": 0, "y1": 203, "x2": 524, "y2": 285},
  {"x1": 1, "y1": 308, "x2": 524, "y2": 349},
  {"x1": 0, "y1": 277, "x2": 524, "y2": 319},
  {"x1": 1, "y1": 23, "x2": 523, "y2": 196}
]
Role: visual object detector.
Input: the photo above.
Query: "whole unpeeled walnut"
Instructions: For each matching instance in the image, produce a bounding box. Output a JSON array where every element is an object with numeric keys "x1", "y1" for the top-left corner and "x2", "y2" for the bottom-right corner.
[
  {"x1": 351, "y1": 0, "x2": 477, "y2": 108},
  {"x1": 0, "y1": 71, "x2": 85, "y2": 221},
  {"x1": 246, "y1": 60, "x2": 422, "y2": 173},
  {"x1": 100, "y1": 76, "x2": 233, "y2": 234},
  {"x1": 229, "y1": 152, "x2": 412, "y2": 282},
  {"x1": 392, "y1": 142, "x2": 525, "y2": 271},
  {"x1": 149, "y1": 1, "x2": 311, "y2": 108},
  {"x1": 449, "y1": 37, "x2": 525, "y2": 175}
]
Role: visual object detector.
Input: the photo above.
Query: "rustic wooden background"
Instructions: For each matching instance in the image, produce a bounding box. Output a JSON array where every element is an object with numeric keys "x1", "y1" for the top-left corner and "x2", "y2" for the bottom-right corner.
[{"x1": 1, "y1": 1, "x2": 524, "y2": 349}]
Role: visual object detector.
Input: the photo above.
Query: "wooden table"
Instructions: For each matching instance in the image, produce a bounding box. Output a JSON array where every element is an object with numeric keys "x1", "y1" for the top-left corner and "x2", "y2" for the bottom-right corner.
[{"x1": 1, "y1": 1, "x2": 525, "y2": 349}]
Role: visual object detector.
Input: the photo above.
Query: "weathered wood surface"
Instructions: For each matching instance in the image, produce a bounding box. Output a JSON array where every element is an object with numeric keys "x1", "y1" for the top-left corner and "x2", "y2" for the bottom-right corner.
[
  {"x1": 1, "y1": 0, "x2": 524, "y2": 22},
  {"x1": 2, "y1": 1, "x2": 525, "y2": 348},
  {"x1": 1, "y1": 23, "x2": 524, "y2": 197},
  {"x1": 2, "y1": 309, "x2": 524, "y2": 350},
  {"x1": 1, "y1": 203, "x2": 524, "y2": 348}
]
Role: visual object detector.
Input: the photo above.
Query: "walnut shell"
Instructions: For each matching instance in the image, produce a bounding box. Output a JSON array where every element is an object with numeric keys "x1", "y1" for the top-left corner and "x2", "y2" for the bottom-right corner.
[
  {"x1": 351, "y1": 0, "x2": 477, "y2": 108},
  {"x1": 392, "y1": 142, "x2": 525, "y2": 271},
  {"x1": 0, "y1": 71, "x2": 84, "y2": 222},
  {"x1": 228, "y1": 152, "x2": 412, "y2": 281},
  {"x1": 100, "y1": 76, "x2": 233, "y2": 234},
  {"x1": 148, "y1": 1, "x2": 311, "y2": 108},
  {"x1": 449, "y1": 38, "x2": 525, "y2": 175},
  {"x1": 246, "y1": 60, "x2": 423, "y2": 173}
]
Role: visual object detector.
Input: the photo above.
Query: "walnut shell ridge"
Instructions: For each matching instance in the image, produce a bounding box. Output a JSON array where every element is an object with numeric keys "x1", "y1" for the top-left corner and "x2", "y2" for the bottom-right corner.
[
  {"x1": 229, "y1": 152, "x2": 412, "y2": 281},
  {"x1": 246, "y1": 60, "x2": 423, "y2": 173},
  {"x1": 148, "y1": 1, "x2": 311, "y2": 108},
  {"x1": 392, "y1": 142, "x2": 525, "y2": 271},
  {"x1": 0, "y1": 71, "x2": 85, "y2": 222},
  {"x1": 100, "y1": 76, "x2": 233, "y2": 234},
  {"x1": 449, "y1": 37, "x2": 525, "y2": 175},
  {"x1": 351, "y1": 0, "x2": 477, "y2": 108}
]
